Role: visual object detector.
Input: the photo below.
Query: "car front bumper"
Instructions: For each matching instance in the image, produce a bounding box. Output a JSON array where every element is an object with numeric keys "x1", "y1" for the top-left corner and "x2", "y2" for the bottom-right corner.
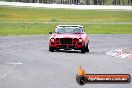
[{"x1": 50, "y1": 43, "x2": 84, "y2": 50}]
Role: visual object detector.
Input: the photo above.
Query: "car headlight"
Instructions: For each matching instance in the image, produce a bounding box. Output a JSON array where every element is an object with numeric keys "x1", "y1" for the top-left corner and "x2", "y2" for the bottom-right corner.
[
  {"x1": 78, "y1": 38, "x2": 83, "y2": 43},
  {"x1": 50, "y1": 38, "x2": 54, "y2": 42}
]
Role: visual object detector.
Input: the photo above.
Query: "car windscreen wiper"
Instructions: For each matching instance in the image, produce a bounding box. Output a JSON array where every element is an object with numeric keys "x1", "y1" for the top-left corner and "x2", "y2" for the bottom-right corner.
[
  {"x1": 74, "y1": 32, "x2": 81, "y2": 34},
  {"x1": 55, "y1": 32, "x2": 62, "y2": 34}
]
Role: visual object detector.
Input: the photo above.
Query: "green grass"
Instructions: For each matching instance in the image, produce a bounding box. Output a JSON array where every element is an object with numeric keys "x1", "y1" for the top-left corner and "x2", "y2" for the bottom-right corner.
[{"x1": 0, "y1": 6, "x2": 132, "y2": 35}]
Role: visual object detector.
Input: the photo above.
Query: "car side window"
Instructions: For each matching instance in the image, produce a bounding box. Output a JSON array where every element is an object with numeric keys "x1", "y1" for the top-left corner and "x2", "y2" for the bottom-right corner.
[{"x1": 55, "y1": 28, "x2": 64, "y2": 33}]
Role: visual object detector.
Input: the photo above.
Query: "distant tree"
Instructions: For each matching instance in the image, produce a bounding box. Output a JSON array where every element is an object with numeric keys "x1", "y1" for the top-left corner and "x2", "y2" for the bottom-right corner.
[
  {"x1": 43, "y1": 0, "x2": 47, "y2": 3},
  {"x1": 53, "y1": 0, "x2": 55, "y2": 3},
  {"x1": 86, "y1": 0, "x2": 90, "y2": 5},
  {"x1": 60, "y1": 0, "x2": 64, "y2": 3},
  {"x1": 112, "y1": 0, "x2": 125, "y2": 5},
  {"x1": 94, "y1": 0, "x2": 97, "y2": 5},
  {"x1": 128, "y1": 0, "x2": 132, "y2": 5},
  {"x1": 122, "y1": 0, "x2": 124, "y2": 5}
]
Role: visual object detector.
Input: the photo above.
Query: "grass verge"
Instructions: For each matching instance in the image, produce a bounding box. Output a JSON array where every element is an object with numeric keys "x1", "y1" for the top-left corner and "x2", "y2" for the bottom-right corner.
[{"x1": 0, "y1": 6, "x2": 132, "y2": 35}]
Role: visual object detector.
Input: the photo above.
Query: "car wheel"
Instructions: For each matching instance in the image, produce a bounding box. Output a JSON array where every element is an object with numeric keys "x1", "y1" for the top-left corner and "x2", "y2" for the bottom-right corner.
[
  {"x1": 85, "y1": 43, "x2": 89, "y2": 52},
  {"x1": 81, "y1": 46, "x2": 85, "y2": 53},
  {"x1": 49, "y1": 46, "x2": 54, "y2": 52}
]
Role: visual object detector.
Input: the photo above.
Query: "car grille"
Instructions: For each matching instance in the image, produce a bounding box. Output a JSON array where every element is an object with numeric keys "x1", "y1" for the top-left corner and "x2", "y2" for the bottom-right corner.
[{"x1": 60, "y1": 38, "x2": 72, "y2": 44}]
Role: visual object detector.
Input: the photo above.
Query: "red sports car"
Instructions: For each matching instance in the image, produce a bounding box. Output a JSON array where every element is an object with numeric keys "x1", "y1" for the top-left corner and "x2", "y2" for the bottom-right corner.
[{"x1": 48, "y1": 25, "x2": 89, "y2": 53}]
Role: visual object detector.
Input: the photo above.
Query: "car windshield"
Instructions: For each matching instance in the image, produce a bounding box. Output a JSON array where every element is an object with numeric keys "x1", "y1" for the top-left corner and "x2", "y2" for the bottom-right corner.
[{"x1": 55, "y1": 27, "x2": 83, "y2": 34}]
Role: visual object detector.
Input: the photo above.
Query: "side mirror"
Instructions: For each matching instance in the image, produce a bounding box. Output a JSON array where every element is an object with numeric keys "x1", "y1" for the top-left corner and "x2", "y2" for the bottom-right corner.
[
  {"x1": 49, "y1": 32, "x2": 52, "y2": 34},
  {"x1": 83, "y1": 29, "x2": 85, "y2": 32}
]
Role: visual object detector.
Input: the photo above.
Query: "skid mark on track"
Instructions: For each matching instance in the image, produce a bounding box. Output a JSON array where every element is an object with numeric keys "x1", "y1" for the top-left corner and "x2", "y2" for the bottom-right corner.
[
  {"x1": 0, "y1": 62, "x2": 23, "y2": 82},
  {"x1": 106, "y1": 48, "x2": 132, "y2": 59},
  {"x1": 0, "y1": 64, "x2": 15, "y2": 81}
]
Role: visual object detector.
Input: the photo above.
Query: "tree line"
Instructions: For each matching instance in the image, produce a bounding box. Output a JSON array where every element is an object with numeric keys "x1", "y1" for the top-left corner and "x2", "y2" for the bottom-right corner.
[{"x1": 6, "y1": 0, "x2": 132, "y2": 5}]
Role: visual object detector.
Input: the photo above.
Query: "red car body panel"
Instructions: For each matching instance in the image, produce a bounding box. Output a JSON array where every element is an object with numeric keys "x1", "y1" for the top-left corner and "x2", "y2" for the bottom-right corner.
[{"x1": 49, "y1": 25, "x2": 89, "y2": 53}]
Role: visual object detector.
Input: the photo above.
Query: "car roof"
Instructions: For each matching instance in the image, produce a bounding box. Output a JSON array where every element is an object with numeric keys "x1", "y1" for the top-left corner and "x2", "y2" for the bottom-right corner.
[{"x1": 56, "y1": 25, "x2": 83, "y2": 28}]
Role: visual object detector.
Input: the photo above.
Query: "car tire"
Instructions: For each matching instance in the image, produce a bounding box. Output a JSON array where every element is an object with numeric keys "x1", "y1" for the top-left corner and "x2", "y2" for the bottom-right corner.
[
  {"x1": 49, "y1": 46, "x2": 54, "y2": 52},
  {"x1": 85, "y1": 43, "x2": 89, "y2": 52},
  {"x1": 81, "y1": 46, "x2": 85, "y2": 53}
]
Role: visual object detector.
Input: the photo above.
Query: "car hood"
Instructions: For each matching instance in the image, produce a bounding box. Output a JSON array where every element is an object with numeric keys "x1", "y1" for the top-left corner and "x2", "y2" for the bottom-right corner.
[{"x1": 52, "y1": 33, "x2": 83, "y2": 38}]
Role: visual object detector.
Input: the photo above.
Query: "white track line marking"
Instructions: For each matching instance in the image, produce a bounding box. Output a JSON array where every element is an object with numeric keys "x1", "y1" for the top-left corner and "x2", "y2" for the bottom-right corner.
[{"x1": 6, "y1": 62, "x2": 23, "y2": 65}]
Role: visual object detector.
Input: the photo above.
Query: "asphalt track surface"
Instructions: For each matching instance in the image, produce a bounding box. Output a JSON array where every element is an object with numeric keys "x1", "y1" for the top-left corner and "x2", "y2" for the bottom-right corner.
[{"x1": 0, "y1": 34, "x2": 132, "y2": 88}]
